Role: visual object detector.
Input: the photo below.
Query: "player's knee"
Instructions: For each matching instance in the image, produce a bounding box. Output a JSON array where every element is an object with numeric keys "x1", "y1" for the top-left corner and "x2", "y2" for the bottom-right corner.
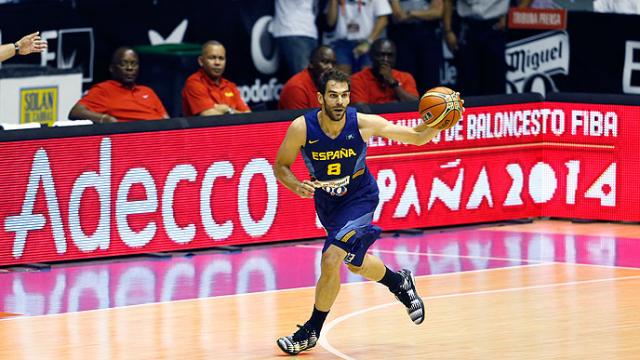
[
  {"x1": 321, "y1": 251, "x2": 344, "y2": 269},
  {"x1": 346, "y1": 263, "x2": 365, "y2": 274}
]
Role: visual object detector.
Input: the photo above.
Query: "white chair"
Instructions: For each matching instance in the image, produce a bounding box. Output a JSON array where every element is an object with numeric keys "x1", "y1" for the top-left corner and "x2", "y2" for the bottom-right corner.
[
  {"x1": 52, "y1": 120, "x2": 94, "y2": 127},
  {"x1": 0, "y1": 122, "x2": 43, "y2": 130}
]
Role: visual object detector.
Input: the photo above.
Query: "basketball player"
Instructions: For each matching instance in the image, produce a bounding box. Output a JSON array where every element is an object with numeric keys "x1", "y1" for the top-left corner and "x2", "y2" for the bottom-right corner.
[{"x1": 274, "y1": 68, "x2": 462, "y2": 355}]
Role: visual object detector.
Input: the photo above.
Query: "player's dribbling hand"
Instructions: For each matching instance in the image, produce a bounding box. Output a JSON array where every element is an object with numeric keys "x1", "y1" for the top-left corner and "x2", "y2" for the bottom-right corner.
[
  {"x1": 456, "y1": 92, "x2": 465, "y2": 113},
  {"x1": 295, "y1": 180, "x2": 316, "y2": 198}
]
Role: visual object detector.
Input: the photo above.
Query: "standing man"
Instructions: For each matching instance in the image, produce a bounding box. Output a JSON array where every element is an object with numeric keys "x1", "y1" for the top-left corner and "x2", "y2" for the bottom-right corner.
[
  {"x1": 182, "y1": 41, "x2": 250, "y2": 117},
  {"x1": 350, "y1": 38, "x2": 419, "y2": 104},
  {"x1": 68, "y1": 47, "x2": 168, "y2": 123},
  {"x1": 443, "y1": 0, "x2": 532, "y2": 95},
  {"x1": 325, "y1": 0, "x2": 392, "y2": 74},
  {"x1": 388, "y1": 0, "x2": 443, "y2": 93},
  {"x1": 0, "y1": 32, "x2": 47, "y2": 62},
  {"x1": 273, "y1": 0, "x2": 320, "y2": 78},
  {"x1": 278, "y1": 45, "x2": 336, "y2": 110},
  {"x1": 274, "y1": 68, "x2": 461, "y2": 355}
]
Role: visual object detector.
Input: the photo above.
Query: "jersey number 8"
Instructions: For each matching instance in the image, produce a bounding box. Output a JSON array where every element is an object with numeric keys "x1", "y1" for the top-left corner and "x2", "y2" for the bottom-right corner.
[{"x1": 327, "y1": 163, "x2": 341, "y2": 175}]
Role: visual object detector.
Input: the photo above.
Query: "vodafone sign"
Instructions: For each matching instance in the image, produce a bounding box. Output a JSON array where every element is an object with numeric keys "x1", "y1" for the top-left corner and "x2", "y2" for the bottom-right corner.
[{"x1": 1, "y1": 102, "x2": 639, "y2": 266}]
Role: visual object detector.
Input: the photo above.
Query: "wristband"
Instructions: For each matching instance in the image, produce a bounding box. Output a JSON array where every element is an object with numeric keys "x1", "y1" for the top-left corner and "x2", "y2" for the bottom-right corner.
[{"x1": 14, "y1": 42, "x2": 20, "y2": 54}]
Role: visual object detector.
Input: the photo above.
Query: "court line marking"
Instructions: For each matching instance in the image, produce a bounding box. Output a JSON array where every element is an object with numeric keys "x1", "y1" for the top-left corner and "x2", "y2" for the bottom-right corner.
[
  {"x1": 551, "y1": 261, "x2": 640, "y2": 271},
  {"x1": 296, "y1": 244, "x2": 547, "y2": 263},
  {"x1": 296, "y1": 244, "x2": 640, "y2": 271},
  {"x1": 319, "y1": 273, "x2": 640, "y2": 360},
  {"x1": 3, "y1": 240, "x2": 638, "y2": 321},
  {"x1": 0, "y1": 263, "x2": 552, "y2": 322},
  {"x1": 3, "y1": 247, "x2": 638, "y2": 321}
]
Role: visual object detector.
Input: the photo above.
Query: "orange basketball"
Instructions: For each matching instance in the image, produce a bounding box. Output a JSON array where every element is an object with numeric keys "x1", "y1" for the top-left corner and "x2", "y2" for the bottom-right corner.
[{"x1": 418, "y1": 86, "x2": 463, "y2": 130}]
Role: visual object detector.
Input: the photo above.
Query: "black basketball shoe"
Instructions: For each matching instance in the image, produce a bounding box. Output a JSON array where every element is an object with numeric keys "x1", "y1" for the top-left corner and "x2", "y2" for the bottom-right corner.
[
  {"x1": 393, "y1": 269, "x2": 425, "y2": 325},
  {"x1": 276, "y1": 322, "x2": 318, "y2": 355}
]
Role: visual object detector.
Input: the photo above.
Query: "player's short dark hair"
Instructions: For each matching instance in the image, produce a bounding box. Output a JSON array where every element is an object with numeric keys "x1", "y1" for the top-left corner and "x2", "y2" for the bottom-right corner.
[{"x1": 318, "y1": 68, "x2": 350, "y2": 94}]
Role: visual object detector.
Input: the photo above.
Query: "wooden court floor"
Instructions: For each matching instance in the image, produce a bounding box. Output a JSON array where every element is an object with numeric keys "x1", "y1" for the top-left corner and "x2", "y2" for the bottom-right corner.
[{"x1": 1, "y1": 220, "x2": 639, "y2": 359}]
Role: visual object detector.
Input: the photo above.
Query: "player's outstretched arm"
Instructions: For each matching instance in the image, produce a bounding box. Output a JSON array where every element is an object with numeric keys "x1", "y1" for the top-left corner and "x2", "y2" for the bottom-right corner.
[
  {"x1": 0, "y1": 32, "x2": 47, "y2": 62},
  {"x1": 359, "y1": 113, "x2": 440, "y2": 146},
  {"x1": 273, "y1": 116, "x2": 316, "y2": 199}
]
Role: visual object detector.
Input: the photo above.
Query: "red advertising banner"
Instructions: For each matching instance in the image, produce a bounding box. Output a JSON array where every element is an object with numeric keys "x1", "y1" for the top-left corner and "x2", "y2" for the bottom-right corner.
[
  {"x1": 508, "y1": 7, "x2": 567, "y2": 30},
  {"x1": 1, "y1": 101, "x2": 638, "y2": 265}
]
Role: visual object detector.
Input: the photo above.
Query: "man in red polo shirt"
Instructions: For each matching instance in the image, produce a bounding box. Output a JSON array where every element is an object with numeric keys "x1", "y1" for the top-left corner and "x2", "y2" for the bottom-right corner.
[
  {"x1": 279, "y1": 45, "x2": 336, "y2": 110},
  {"x1": 68, "y1": 47, "x2": 168, "y2": 123},
  {"x1": 350, "y1": 39, "x2": 419, "y2": 105},
  {"x1": 182, "y1": 41, "x2": 250, "y2": 116}
]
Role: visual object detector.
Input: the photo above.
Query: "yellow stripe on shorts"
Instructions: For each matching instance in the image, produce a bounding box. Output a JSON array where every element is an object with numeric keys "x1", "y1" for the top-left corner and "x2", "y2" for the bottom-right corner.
[{"x1": 340, "y1": 230, "x2": 357, "y2": 243}]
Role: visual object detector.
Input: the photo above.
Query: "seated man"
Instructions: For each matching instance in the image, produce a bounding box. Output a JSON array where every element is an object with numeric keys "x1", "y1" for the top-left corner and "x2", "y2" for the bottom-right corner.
[
  {"x1": 279, "y1": 45, "x2": 336, "y2": 110},
  {"x1": 182, "y1": 41, "x2": 250, "y2": 116},
  {"x1": 68, "y1": 47, "x2": 168, "y2": 123},
  {"x1": 350, "y1": 38, "x2": 419, "y2": 105}
]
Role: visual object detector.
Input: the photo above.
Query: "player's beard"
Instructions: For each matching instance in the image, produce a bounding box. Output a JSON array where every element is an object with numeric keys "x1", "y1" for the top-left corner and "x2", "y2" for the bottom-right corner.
[{"x1": 324, "y1": 104, "x2": 345, "y2": 122}]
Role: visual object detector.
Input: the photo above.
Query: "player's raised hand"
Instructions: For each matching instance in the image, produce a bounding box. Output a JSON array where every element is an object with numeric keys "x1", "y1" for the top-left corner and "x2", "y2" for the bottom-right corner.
[
  {"x1": 456, "y1": 92, "x2": 465, "y2": 113},
  {"x1": 16, "y1": 32, "x2": 47, "y2": 55},
  {"x1": 295, "y1": 180, "x2": 316, "y2": 198}
]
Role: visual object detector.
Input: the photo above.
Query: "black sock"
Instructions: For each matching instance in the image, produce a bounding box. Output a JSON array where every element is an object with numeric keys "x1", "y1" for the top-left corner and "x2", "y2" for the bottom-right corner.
[
  {"x1": 308, "y1": 306, "x2": 329, "y2": 333},
  {"x1": 378, "y1": 266, "x2": 404, "y2": 292}
]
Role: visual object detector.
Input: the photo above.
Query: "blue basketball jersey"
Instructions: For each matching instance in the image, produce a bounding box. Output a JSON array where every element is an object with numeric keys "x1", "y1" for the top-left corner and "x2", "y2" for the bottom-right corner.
[
  {"x1": 300, "y1": 107, "x2": 381, "y2": 267},
  {"x1": 301, "y1": 107, "x2": 372, "y2": 198}
]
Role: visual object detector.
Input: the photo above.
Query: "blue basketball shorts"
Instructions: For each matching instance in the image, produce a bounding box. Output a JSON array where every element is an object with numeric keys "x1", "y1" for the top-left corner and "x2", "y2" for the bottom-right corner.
[{"x1": 316, "y1": 187, "x2": 381, "y2": 267}]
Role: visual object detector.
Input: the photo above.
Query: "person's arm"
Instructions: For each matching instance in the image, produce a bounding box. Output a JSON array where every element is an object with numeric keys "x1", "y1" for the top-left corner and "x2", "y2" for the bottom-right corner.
[
  {"x1": 199, "y1": 104, "x2": 233, "y2": 116},
  {"x1": 389, "y1": 0, "x2": 408, "y2": 22},
  {"x1": 232, "y1": 85, "x2": 251, "y2": 113},
  {"x1": 68, "y1": 103, "x2": 117, "y2": 124},
  {"x1": 359, "y1": 112, "x2": 440, "y2": 146},
  {"x1": 368, "y1": 15, "x2": 389, "y2": 42},
  {"x1": 183, "y1": 79, "x2": 231, "y2": 116},
  {"x1": 353, "y1": 15, "x2": 389, "y2": 57},
  {"x1": 392, "y1": 82, "x2": 419, "y2": 102},
  {"x1": 390, "y1": 72, "x2": 419, "y2": 102},
  {"x1": 376, "y1": 66, "x2": 419, "y2": 102},
  {"x1": 156, "y1": 102, "x2": 170, "y2": 119},
  {"x1": 147, "y1": 89, "x2": 169, "y2": 119},
  {"x1": 443, "y1": 0, "x2": 458, "y2": 51},
  {"x1": 517, "y1": 0, "x2": 533, "y2": 8},
  {"x1": 407, "y1": 0, "x2": 443, "y2": 21},
  {"x1": 273, "y1": 116, "x2": 316, "y2": 198},
  {"x1": 0, "y1": 43, "x2": 17, "y2": 62},
  {"x1": 68, "y1": 85, "x2": 117, "y2": 123},
  {"x1": 0, "y1": 32, "x2": 47, "y2": 62},
  {"x1": 326, "y1": 0, "x2": 339, "y2": 28}
]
